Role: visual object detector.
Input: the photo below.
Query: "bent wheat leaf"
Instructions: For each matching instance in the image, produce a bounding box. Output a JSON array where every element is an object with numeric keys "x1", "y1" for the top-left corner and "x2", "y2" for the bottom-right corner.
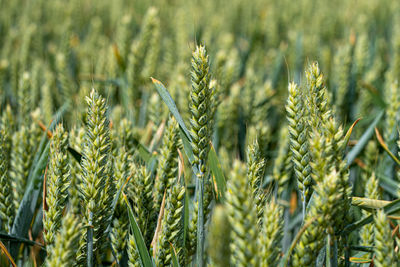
[
  {"x1": 208, "y1": 143, "x2": 226, "y2": 201},
  {"x1": 345, "y1": 110, "x2": 383, "y2": 166},
  {"x1": 124, "y1": 194, "x2": 154, "y2": 267},
  {"x1": 151, "y1": 78, "x2": 191, "y2": 142}
]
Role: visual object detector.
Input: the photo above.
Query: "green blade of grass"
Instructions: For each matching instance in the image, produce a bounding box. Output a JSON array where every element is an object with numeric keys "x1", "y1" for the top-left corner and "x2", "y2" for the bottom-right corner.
[
  {"x1": 151, "y1": 78, "x2": 191, "y2": 142},
  {"x1": 0, "y1": 233, "x2": 44, "y2": 248},
  {"x1": 342, "y1": 118, "x2": 361, "y2": 152},
  {"x1": 124, "y1": 194, "x2": 154, "y2": 267},
  {"x1": 208, "y1": 143, "x2": 226, "y2": 201},
  {"x1": 179, "y1": 127, "x2": 200, "y2": 175},
  {"x1": 152, "y1": 78, "x2": 205, "y2": 180},
  {"x1": 376, "y1": 172, "x2": 399, "y2": 197},
  {"x1": 345, "y1": 110, "x2": 384, "y2": 166},
  {"x1": 375, "y1": 127, "x2": 400, "y2": 165}
]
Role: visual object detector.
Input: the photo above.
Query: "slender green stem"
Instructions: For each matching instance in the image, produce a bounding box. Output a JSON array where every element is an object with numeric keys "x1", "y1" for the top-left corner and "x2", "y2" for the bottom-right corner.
[
  {"x1": 326, "y1": 235, "x2": 331, "y2": 267},
  {"x1": 196, "y1": 174, "x2": 205, "y2": 266},
  {"x1": 87, "y1": 211, "x2": 94, "y2": 267},
  {"x1": 326, "y1": 234, "x2": 338, "y2": 267}
]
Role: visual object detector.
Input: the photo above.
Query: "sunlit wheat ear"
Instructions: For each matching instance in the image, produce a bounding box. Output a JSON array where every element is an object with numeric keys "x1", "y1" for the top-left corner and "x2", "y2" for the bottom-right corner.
[
  {"x1": 189, "y1": 45, "x2": 214, "y2": 175},
  {"x1": 286, "y1": 82, "x2": 312, "y2": 207},
  {"x1": 309, "y1": 130, "x2": 330, "y2": 185},
  {"x1": 305, "y1": 62, "x2": 331, "y2": 129},
  {"x1": 43, "y1": 124, "x2": 70, "y2": 247},
  {"x1": 76, "y1": 88, "x2": 112, "y2": 264},
  {"x1": 324, "y1": 118, "x2": 351, "y2": 231}
]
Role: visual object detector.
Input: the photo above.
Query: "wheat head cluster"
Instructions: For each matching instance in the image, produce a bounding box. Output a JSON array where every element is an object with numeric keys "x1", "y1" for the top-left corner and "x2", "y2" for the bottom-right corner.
[{"x1": 1, "y1": 0, "x2": 400, "y2": 266}]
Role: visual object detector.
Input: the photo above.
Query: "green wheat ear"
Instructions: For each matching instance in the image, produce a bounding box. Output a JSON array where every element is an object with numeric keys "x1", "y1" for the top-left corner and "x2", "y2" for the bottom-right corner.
[
  {"x1": 260, "y1": 200, "x2": 283, "y2": 266},
  {"x1": 76, "y1": 88, "x2": 112, "y2": 264},
  {"x1": 17, "y1": 72, "x2": 32, "y2": 124},
  {"x1": 43, "y1": 124, "x2": 71, "y2": 247},
  {"x1": 374, "y1": 209, "x2": 394, "y2": 267},
  {"x1": 155, "y1": 183, "x2": 185, "y2": 266},
  {"x1": 189, "y1": 45, "x2": 214, "y2": 175},
  {"x1": 292, "y1": 170, "x2": 343, "y2": 266},
  {"x1": 127, "y1": 233, "x2": 140, "y2": 267},
  {"x1": 153, "y1": 117, "x2": 179, "y2": 221},
  {"x1": 305, "y1": 61, "x2": 331, "y2": 129},
  {"x1": 246, "y1": 139, "x2": 266, "y2": 224},
  {"x1": 45, "y1": 213, "x2": 81, "y2": 267},
  {"x1": 110, "y1": 148, "x2": 130, "y2": 263},
  {"x1": 226, "y1": 160, "x2": 259, "y2": 267},
  {"x1": 132, "y1": 165, "x2": 154, "y2": 245},
  {"x1": 208, "y1": 205, "x2": 231, "y2": 266},
  {"x1": 272, "y1": 126, "x2": 292, "y2": 196},
  {"x1": 0, "y1": 130, "x2": 14, "y2": 233},
  {"x1": 360, "y1": 172, "x2": 380, "y2": 246},
  {"x1": 286, "y1": 82, "x2": 312, "y2": 209},
  {"x1": 10, "y1": 125, "x2": 33, "y2": 210},
  {"x1": 127, "y1": 7, "x2": 159, "y2": 102},
  {"x1": 384, "y1": 81, "x2": 400, "y2": 142}
]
